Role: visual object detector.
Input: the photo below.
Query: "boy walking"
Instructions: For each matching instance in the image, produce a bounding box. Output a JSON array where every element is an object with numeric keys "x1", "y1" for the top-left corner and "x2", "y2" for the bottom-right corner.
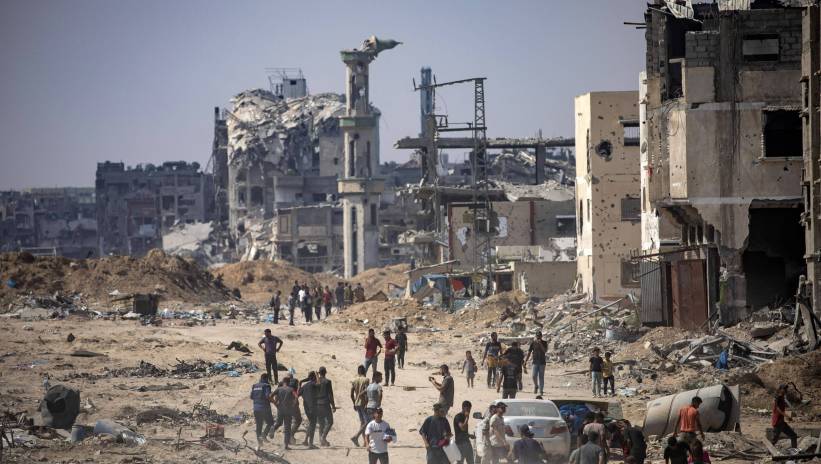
[{"x1": 589, "y1": 347, "x2": 604, "y2": 397}]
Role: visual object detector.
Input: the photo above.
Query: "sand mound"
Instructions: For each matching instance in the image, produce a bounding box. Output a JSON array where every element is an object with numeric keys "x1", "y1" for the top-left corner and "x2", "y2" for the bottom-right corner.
[
  {"x1": 0, "y1": 250, "x2": 231, "y2": 306},
  {"x1": 213, "y1": 260, "x2": 322, "y2": 304},
  {"x1": 347, "y1": 263, "x2": 409, "y2": 298}
]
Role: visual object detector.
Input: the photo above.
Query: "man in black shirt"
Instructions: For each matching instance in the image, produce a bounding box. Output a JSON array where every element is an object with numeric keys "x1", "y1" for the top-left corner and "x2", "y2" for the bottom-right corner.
[
  {"x1": 453, "y1": 400, "x2": 474, "y2": 464},
  {"x1": 270, "y1": 290, "x2": 281, "y2": 324},
  {"x1": 504, "y1": 341, "x2": 526, "y2": 391},
  {"x1": 496, "y1": 358, "x2": 519, "y2": 399},
  {"x1": 589, "y1": 347, "x2": 604, "y2": 397},
  {"x1": 663, "y1": 436, "x2": 689, "y2": 464},
  {"x1": 524, "y1": 332, "x2": 548, "y2": 395},
  {"x1": 396, "y1": 326, "x2": 408, "y2": 369},
  {"x1": 420, "y1": 403, "x2": 452, "y2": 464},
  {"x1": 315, "y1": 366, "x2": 336, "y2": 447}
]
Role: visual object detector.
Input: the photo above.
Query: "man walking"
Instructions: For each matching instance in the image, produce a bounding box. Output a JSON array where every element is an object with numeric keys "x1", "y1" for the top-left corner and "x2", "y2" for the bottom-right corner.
[
  {"x1": 488, "y1": 402, "x2": 510, "y2": 464},
  {"x1": 770, "y1": 384, "x2": 798, "y2": 449},
  {"x1": 453, "y1": 400, "x2": 475, "y2": 464},
  {"x1": 363, "y1": 328, "x2": 383, "y2": 377},
  {"x1": 323, "y1": 285, "x2": 333, "y2": 318},
  {"x1": 524, "y1": 332, "x2": 548, "y2": 395},
  {"x1": 364, "y1": 408, "x2": 393, "y2": 464},
  {"x1": 287, "y1": 291, "x2": 296, "y2": 326},
  {"x1": 513, "y1": 425, "x2": 547, "y2": 464},
  {"x1": 257, "y1": 329, "x2": 283, "y2": 385},
  {"x1": 503, "y1": 341, "x2": 526, "y2": 391},
  {"x1": 335, "y1": 282, "x2": 345, "y2": 312},
  {"x1": 578, "y1": 430, "x2": 606, "y2": 464},
  {"x1": 315, "y1": 366, "x2": 336, "y2": 447},
  {"x1": 420, "y1": 403, "x2": 452, "y2": 464},
  {"x1": 674, "y1": 396, "x2": 704, "y2": 446},
  {"x1": 270, "y1": 290, "x2": 281, "y2": 324},
  {"x1": 429, "y1": 364, "x2": 454, "y2": 416},
  {"x1": 383, "y1": 330, "x2": 398, "y2": 386},
  {"x1": 481, "y1": 332, "x2": 502, "y2": 388},
  {"x1": 350, "y1": 365, "x2": 370, "y2": 446},
  {"x1": 250, "y1": 373, "x2": 274, "y2": 451},
  {"x1": 366, "y1": 371, "x2": 384, "y2": 417},
  {"x1": 299, "y1": 371, "x2": 318, "y2": 448},
  {"x1": 271, "y1": 378, "x2": 298, "y2": 450},
  {"x1": 396, "y1": 326, "x2": 408, "y2": 369},
  {"x1": 496, "y1": 358, "x2": 519, "y2": 399}
]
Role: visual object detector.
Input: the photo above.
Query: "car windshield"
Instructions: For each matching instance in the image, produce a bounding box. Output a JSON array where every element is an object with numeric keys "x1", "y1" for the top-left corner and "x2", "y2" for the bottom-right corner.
[{"x1": 503, "y1": 402, "x2": 560, "y2": 418}]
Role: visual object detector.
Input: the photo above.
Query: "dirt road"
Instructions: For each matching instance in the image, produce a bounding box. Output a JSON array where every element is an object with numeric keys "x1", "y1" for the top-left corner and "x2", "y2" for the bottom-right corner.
[{"x1": 0, "y1": 313, "x2": 778, "y2": 463}]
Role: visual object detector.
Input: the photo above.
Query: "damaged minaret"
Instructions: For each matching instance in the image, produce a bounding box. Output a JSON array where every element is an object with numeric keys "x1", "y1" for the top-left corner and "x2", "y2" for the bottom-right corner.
[{"x1": 338, "y1": 36, "x2": 400, "y2": 278}]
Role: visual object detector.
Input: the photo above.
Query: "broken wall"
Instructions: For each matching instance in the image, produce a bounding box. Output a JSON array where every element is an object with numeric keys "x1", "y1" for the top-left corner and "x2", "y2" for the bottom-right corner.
[
  {"x1": 575, "y1": 91, "x2": 642, "y2": 302},
  {"x1": 512, "y1": 261, "x2": 576, "y2": 299},
  {"x1": 448, "y1": 198, "x2": 575, "y2": 270}
]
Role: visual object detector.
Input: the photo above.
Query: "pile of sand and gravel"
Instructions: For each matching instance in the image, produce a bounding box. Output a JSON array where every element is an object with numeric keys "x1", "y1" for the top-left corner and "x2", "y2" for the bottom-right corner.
[{"x1": 0, "y1": 250, "x2": 231, "y2": 307}]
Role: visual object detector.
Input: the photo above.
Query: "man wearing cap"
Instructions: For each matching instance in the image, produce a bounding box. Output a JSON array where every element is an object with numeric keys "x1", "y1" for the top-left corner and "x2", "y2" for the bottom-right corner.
[
  {"x1": 420, "y1": 403, "x2": 452, "y2": 464},
  {"x1": 315, "y1": 366, "x2": 337, "y2": 447},
  {"x1": 257, "y1": 329, "x2": 283, "y2": 385},
  {"x1": 429, "y1": 364, "x2": 455, "y2": 416},
  {"x1": 513, "y1": 425, "x2": 547, "y2": 464},
  {"x1": 383, "y1": 330, "x2": 398, "y2": 386},
  {"x1": 488, "y1": 402, "x2": 510, "y2": 464},
  {"x1": 364, "y1": 407, "x2": 393, "y2": 464},
  {"x1": 674, "y1": 396, "x2": 704, "y2": 446},
  {"x1": 524, "y1": 332, "x2": 548, "y2": 395}
]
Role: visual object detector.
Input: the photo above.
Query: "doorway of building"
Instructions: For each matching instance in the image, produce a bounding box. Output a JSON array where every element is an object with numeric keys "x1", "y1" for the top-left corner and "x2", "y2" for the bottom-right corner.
[{"x1": 743, "y1": 206, "x2": 805, "y2": 310}]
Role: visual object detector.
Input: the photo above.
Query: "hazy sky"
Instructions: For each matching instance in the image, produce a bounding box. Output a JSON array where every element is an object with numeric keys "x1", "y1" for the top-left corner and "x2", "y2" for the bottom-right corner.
[{"x1": 0, "y1": 1, "x2": 647, "y2": 189}]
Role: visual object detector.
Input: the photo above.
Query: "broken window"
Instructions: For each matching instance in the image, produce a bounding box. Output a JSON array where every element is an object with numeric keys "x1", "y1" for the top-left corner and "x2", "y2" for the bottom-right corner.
[
  {"x1": 250, "y1": 186, "x2": 263, "y2": 206},
  {"x1": 743, "y1": 34, "x2": 779, "y2": 62},
  {"x1": 578, "y1": 200, "x2": 584, "y2": 234},
  {"x1": 312, "y1": 193, "x2": 326, "y2": 202},
  {"x1": 622, "y1": 121, "x2": 640, "y2": 147},
  {"x1": 763, "y1": 110, "x2": 802, "y2": 158},
  {"x1": 621, "y1": 197, "x2": 641, "y2": 222},
  {"x1": 621, "y1": 259, "x2": 640, "y2": 288},
  {"x1": 370, "y1": 204, "x2": 377, "y2": 226},
  {"x1": 556, "y1": 215, "x2": 576, "y2": 237}
]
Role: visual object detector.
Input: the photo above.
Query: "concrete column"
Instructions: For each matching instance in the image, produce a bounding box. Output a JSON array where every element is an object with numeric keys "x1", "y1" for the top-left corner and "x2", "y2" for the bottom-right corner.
[{"x1": 343, "y1": 200, "x2": 355, "y2": 278}]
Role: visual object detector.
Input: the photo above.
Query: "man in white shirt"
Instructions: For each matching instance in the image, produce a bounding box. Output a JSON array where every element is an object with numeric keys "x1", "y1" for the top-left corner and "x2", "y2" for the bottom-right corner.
[
  {"x1": 488, "y1": 402, "x2": 510, "y2": 464},
  {"x1": 364, "y1": 408, "x2": 392, "y2": 464}
]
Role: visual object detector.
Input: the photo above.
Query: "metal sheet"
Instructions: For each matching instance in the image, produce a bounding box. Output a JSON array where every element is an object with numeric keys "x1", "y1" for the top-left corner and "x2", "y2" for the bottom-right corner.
[
  {"x1": 671, "y1": 259, "x2": 708, "y2": 330},
  {"x1": 640, "y1": 260, "x2": 672, "y2": 326}
]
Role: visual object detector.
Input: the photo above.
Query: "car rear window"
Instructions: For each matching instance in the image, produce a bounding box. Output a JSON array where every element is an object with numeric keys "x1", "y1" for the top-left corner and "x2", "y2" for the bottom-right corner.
[{"x1": 504, "y1": 402, "x2": 560, "y2": 417}]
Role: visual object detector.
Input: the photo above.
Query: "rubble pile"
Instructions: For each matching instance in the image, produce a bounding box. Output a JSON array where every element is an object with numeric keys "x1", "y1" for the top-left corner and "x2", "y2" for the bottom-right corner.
[
  {"x1": 0, "y1": 250, "x2": 232, "y2": 309},
  {"x1": 63, "y1": 358, "x2": 259, "y2": 381},
  {"x1": 338, "y1": 263, "x2": 409, "y2": 300},
  {"x1": 162, "y1": 221, "x2": 234, "y2": 268}
]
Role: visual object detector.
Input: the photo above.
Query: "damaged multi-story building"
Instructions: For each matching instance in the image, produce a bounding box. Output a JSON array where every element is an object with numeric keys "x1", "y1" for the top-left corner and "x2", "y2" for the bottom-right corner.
[
  {"x1": 639, "y1": 1, "x2": 804, "y2": 327},
  {"x1": 95, "y1": 161, "x2": 214, "y2": 256},
  {"x1": 0, "y1": 188, "x2": 97, "y2": 258},
  {"x1": 575, "y1": 91, "x2": 642, "y2": 302}
]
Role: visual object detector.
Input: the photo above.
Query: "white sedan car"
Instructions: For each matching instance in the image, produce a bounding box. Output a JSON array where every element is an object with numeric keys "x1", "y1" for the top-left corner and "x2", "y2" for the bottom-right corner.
[{"x1": 473, "y1": 399, "x2": 570, "y2": 462}]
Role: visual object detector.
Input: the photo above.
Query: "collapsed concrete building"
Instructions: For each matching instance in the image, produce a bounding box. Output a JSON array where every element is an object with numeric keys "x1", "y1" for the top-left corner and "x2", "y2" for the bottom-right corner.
[
  {"x1": 0, "y1": 188, "x2": 97, "y2": 258},
  {"x1": 575, "y1": 91, "x2": 642, "y2": 302},
  {"x1": 95, "y1": 161, "x2": 214, "y2": 256},
  {"x1": 639, "y1": 1, "x2": 804, "y2": 327}
]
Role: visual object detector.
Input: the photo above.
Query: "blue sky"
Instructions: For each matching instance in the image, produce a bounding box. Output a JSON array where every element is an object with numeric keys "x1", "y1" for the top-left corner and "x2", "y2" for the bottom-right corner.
[{"x1": 0, "y1": 0, "x2": 647, "y2": 189}]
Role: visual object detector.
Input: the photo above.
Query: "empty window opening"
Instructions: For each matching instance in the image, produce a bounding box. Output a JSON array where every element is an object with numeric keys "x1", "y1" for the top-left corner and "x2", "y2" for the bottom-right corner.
[
  {"x1": 620, "y1": 259, "x2": 640, "y2": 288},
  {"x1": 622, "y1": 121, "x2": 640, "y2": 147},
  {"x1": 250, "y1": 186, "x2": 264, "y2": 206},
  {"x1": 743, "y1": 34, "x2": 779, "y2": 62},
  {"x1": 621, "y1": 197, "x2": 641, "y2": 222},
  {"x1": 763, "y1": 110, "x2": 802, "y2": 158},
  {"x1": 370, "y1": 204, "x2": 377, "y2": 226}
]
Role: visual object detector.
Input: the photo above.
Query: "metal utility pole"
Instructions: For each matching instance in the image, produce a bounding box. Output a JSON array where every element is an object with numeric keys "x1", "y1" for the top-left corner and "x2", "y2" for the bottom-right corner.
[{"x1": 412, "y1": 76, "x2": 494, "y2": 293}]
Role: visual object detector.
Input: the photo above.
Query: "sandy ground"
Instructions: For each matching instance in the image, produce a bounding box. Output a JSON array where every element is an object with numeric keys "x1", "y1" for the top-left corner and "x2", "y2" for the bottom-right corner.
[{"x1": 0, "y1": 312, "x2": 787, "y2": 464}]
